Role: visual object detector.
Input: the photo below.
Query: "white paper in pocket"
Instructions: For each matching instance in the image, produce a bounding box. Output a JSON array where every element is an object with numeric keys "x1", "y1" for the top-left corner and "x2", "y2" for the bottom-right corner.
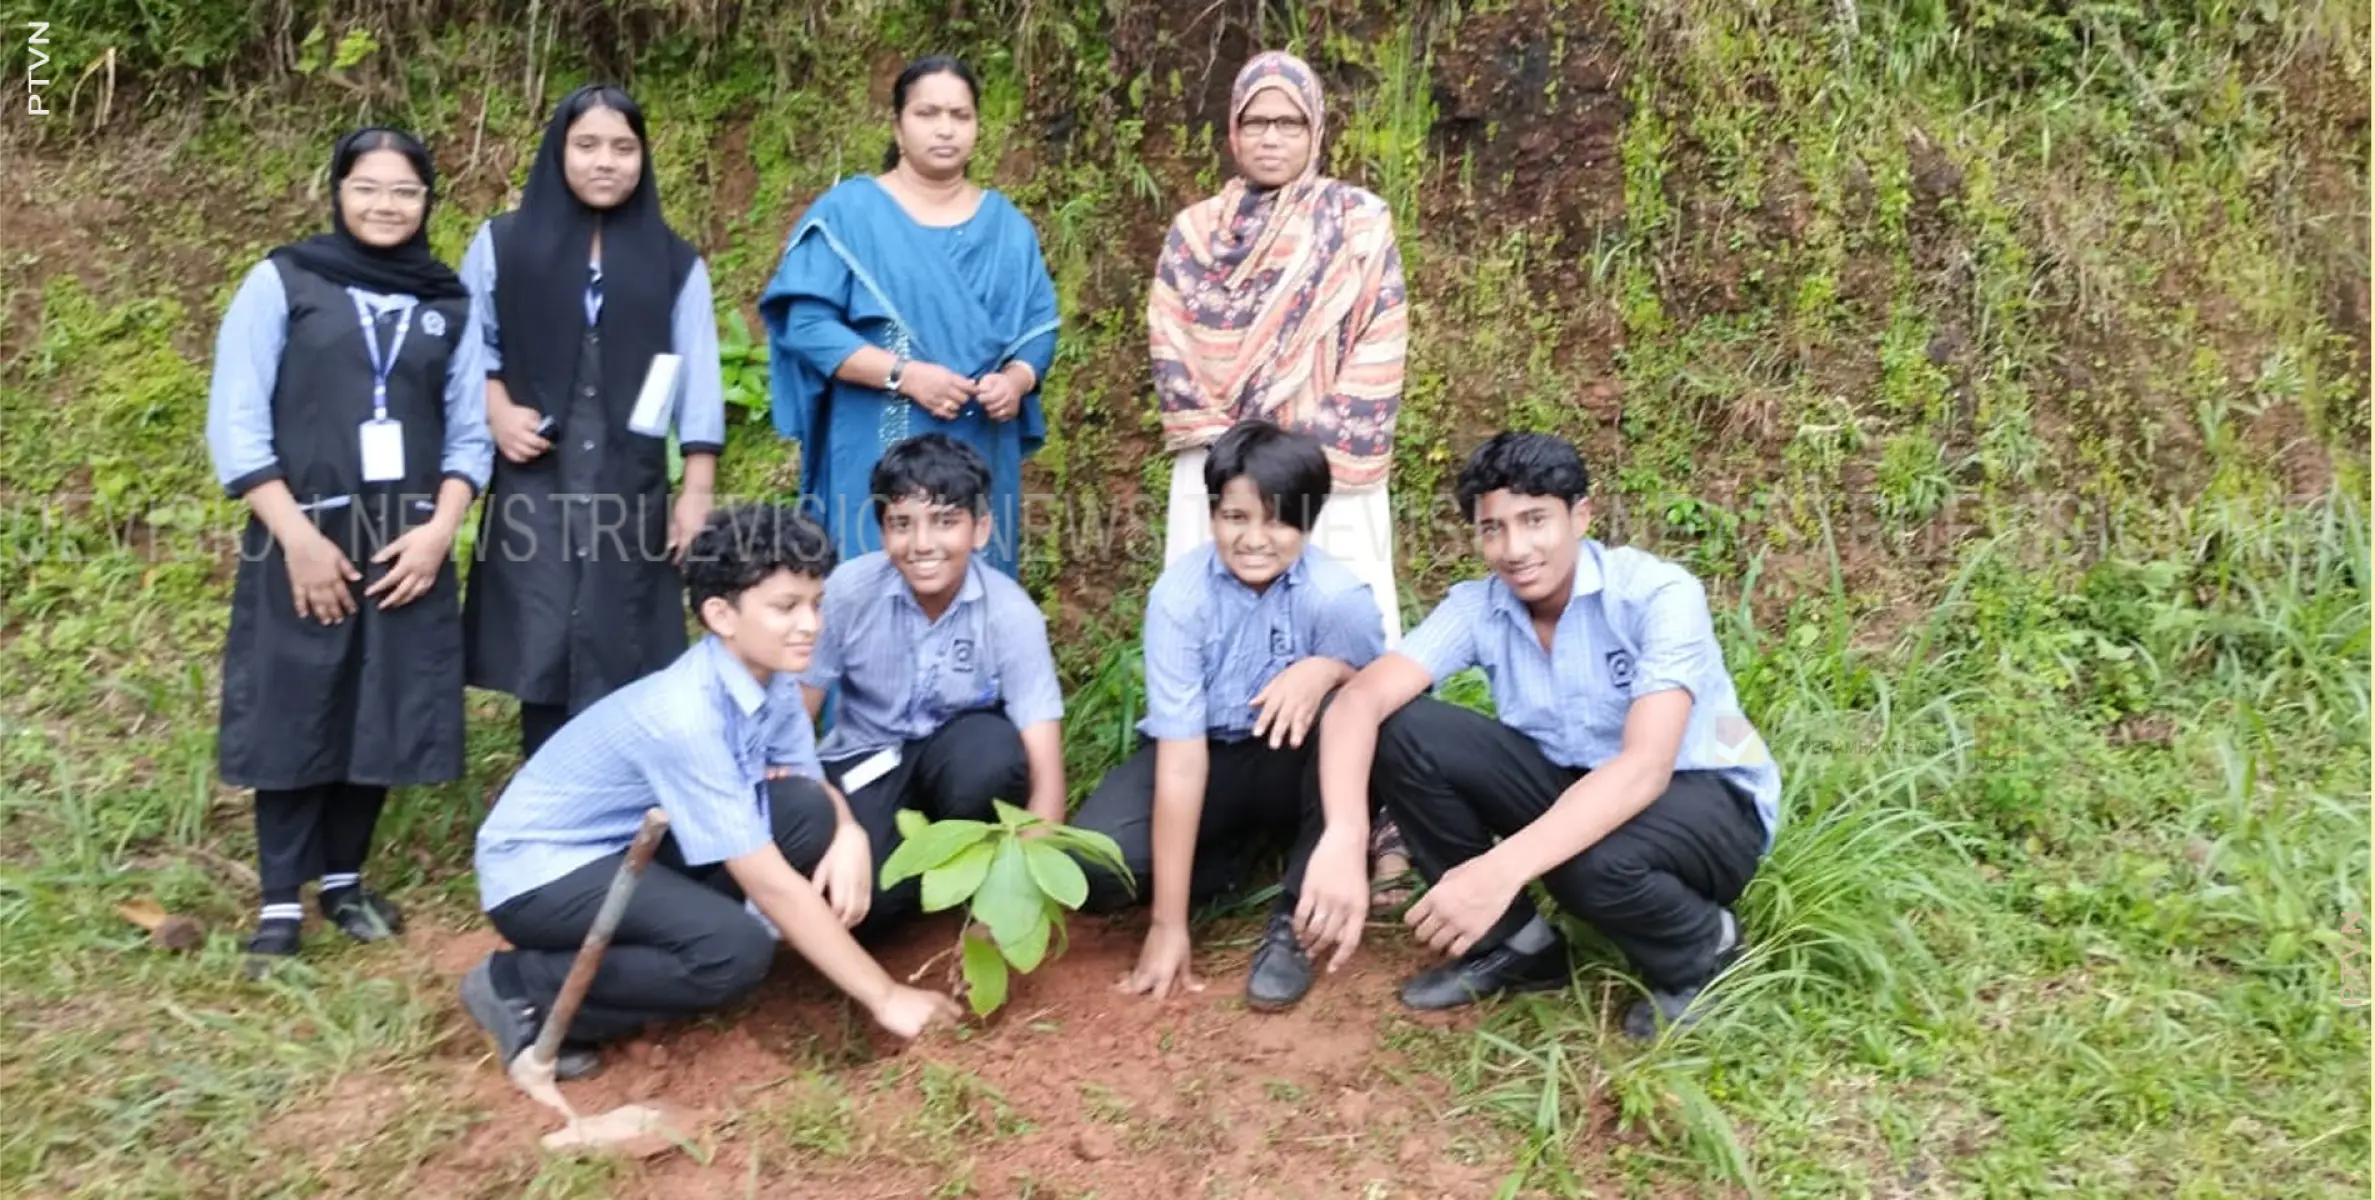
[
  {"x1": 628, "y1": 353, "x2": 683, "y2": 438},
  {"x1": 838, "y1": 746, "x2": 902, "y2": 795}
]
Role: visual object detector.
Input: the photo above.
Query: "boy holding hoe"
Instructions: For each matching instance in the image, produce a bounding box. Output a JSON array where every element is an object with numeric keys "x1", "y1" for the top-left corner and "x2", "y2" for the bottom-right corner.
[{"x1": 463, "y1": 505, "x2": 959, "y2": 1078}]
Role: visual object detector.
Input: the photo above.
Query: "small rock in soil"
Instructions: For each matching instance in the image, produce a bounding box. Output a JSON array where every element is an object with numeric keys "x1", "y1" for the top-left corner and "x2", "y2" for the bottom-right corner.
[
  {"x1": 1335, "y1": 1089, "x2": 1372, "y2": 1127},
  {"x1": 1072, "y1": 1128, "x2": 1114, "y2": 1162}
]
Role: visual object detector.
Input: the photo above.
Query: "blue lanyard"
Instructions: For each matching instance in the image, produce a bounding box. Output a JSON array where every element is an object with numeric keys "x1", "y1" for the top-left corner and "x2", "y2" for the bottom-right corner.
[{"x1": 347, "y1": 289, "x2": 417, "y2": 421}]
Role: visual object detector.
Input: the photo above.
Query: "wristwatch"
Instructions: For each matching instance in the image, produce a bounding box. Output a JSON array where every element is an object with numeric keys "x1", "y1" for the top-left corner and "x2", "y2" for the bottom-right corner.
[{"x1": 886, "y1": 353, "x2": 909, "y2": 396}]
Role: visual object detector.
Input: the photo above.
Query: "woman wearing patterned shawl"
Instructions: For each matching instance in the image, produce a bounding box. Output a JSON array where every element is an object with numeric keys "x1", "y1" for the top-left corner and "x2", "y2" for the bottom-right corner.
[{"x1": 1146, "y1": 50, "x2": 1416, "y2": 907}]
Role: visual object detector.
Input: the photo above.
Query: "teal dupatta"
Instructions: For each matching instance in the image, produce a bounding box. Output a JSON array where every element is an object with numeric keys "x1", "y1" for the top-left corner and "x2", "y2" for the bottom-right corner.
[{"x1": 759, "y1": 177, "x2": 1060, "y2": 576}]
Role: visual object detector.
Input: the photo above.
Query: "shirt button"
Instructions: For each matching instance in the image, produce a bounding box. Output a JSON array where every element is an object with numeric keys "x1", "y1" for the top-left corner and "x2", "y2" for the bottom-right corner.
[
  {"x1": 582, "y1": 385, "x2": 596, "y2": 397},
  {"x1": 581, "y1": 440, "x2": 596, "y2": 452}
]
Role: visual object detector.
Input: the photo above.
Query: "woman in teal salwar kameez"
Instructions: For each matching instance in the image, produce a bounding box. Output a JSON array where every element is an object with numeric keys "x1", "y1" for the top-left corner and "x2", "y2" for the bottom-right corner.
[{"x1": 760, "y1": 55, "x2": 1059, "y2": 578}]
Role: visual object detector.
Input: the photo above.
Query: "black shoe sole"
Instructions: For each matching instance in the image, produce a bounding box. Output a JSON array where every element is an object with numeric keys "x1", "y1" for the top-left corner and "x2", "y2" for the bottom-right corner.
[
  {"x1": 241, "y1": 952, "x2": 297, "y2": 982},
  {"x1": 1400, "y1": 967, "x2": 1571, "y2": 1012},
  {"x1": 1244, "y1": 985, "x2": 1312, "y2": 1013}
]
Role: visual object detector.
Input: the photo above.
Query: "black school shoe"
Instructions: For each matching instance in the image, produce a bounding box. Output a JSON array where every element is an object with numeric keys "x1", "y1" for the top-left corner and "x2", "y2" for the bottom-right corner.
[
  {"x1": 459, "y1": 958, "x2": 602, "y2": 1082},
  {"x1": 242, "y1": 918, "x2": 304, "y2": 980},
  {"x1": 1621, "y1": 909, "x2": 1744, "y2": 1042},
  {"x1": 1245, "y1": 909, "x2": 1315, "y2": 1012},
  {"x1": 320, "y1": 888, "x2": 404, "y2": 943},
  {"x1": 1398, "y1": 938, "x2": 1572, "y2": 1011}
]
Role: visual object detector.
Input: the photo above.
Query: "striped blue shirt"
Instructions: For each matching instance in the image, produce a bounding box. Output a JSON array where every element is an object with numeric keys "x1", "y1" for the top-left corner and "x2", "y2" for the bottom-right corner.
[
  {"x1": 800, "y1": 553, "x2": 1066, "y2": 762},
  {"x1": 475, "y1": 635, "x2": 824, "y2": 910},
  {"x1": 1400, "y1": 539, "x2": 1783, "y2": 847},
  {"x1": 458, "y1": 221, "x2": 729, "y2": 454},
  {"x1": 204, "y1": 261, "x2": 495, "y2": 497},
  {"x1": 1141, "y1": 544, "x2": 1386, "y2": 742}
]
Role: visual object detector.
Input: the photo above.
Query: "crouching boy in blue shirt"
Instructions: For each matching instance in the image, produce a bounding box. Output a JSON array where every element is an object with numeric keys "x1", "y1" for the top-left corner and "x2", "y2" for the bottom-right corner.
[
  {"x1": 1071, "y1": 421, "x2": 1387, "y2": 1011},
  {"x1": 1302, "y1": 432, "x2": 1781, "y2": 1039},
  {"x1": 799, "y1": 435, "x2": 1070, "y2": 933},
  {"x1": 464, "y1": 505, "x2": 959, "y2": 1080}
]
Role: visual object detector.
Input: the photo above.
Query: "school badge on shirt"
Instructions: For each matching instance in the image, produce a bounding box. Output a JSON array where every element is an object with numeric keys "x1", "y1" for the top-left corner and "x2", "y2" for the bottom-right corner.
[
  {"x1": 1605, "y1": 649, "x2": 1637, "y2": 690},
  {"x1": 950, "y1": 638, "x2": 976, "y2": 673},
  {"x1": 420, "y1": 309, "x2": 447, "y2": 338}
]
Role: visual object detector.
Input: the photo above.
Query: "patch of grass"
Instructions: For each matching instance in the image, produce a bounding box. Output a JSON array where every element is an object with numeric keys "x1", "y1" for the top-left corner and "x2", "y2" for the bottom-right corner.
[{"x1": 749, "y1": 1070, "x2": 861, "y2": 1159}]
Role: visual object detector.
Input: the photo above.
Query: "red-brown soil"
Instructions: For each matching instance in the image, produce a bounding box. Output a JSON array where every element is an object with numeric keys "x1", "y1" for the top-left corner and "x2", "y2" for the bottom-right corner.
[{"x1": 386, "y1": 912, "x2": 1542, "y2": 1199}]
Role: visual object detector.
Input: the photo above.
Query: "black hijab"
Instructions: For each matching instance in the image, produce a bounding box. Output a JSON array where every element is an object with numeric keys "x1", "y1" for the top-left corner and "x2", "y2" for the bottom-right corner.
[
  {"x1": 490, "y1": 84, "x2": 694, "y2": 417},
  {"x1": 269, "y1": 127, "x2": 467, "y2": 301}
]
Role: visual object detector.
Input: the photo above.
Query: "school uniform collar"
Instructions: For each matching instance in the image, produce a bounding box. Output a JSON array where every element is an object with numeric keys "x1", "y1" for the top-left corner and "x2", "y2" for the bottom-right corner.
[
  {"x1": 350, "y1": 288, "x2": 418, "y2": 312},
  {"x1": 1203, "y1": 541, "x2": 1310, "y2": 594},
  {"x1": 698, "y1": 634, "x2": 769, "y2": 717},
  {"x1": 893, "y1": 556, "x2": 988, "y2": 621},
  {"x1": 1487, "y1": 538, "x2": 1604, "y2": 629}
]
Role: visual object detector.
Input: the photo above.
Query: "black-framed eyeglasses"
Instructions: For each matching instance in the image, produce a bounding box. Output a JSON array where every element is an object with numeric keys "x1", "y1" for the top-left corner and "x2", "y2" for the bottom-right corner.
[{"x1": 1239, "y1": 115, "x2": 1311, "y2": 139}]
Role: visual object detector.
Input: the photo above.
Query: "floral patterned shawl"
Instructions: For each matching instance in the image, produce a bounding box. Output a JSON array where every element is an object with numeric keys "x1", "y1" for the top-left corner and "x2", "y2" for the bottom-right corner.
[{"x1": 1147, "y1": 51, "x2": 1409, "y2": 489}]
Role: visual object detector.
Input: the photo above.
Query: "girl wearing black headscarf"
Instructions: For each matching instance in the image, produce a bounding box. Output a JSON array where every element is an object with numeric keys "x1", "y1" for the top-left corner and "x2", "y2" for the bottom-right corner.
[
  {"x1": 458, "y1": 84, "x2": 726, "y2": 758},
  {"x1": 203, "y1": 127, "x2": 492, "y2": 976}
]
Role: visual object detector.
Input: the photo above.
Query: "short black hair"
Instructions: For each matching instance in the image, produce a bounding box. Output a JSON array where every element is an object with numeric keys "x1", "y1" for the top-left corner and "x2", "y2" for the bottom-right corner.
[
  {"x1": 1203, "y1": 419, "x2": 1334, "y2": 532},
  {"x1": 1454, "y1": 431, "x2": 1591, "y2": 521},
  {"x1": 871, "y1": 433, "x2": 992, "y2": 523},
  {"x1": 684, "y1": 504, "x2": 837, "y2": 617}
]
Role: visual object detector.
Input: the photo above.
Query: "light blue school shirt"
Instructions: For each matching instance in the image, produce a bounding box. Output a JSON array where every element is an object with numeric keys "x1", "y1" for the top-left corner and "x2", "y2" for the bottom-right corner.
[
  {"x1": 203, "y1": 261, "x2": 494, "y2": 497},
  {"x1": 1140, "y1": 544, "x2": 1386, "y2": 743},
  {"x1": 1399, "y1": 538, "x2": 1783, "y2": 847},
  {"x1": 457, "y1": 220, "x2": 730, "y2": 456},
  {"x1": 799, "y1": 552, "x2": 1066, "y2": 763},
  {"x1": 474, "y1": 635, "x2": 824, "y2": 910}
]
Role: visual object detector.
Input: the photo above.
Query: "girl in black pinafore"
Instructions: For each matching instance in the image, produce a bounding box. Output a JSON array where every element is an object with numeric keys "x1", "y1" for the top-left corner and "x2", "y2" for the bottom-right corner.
[
  {"x1": 203, "y1": 128, "x2": 491, "y2": 976},
  {"x1": 457, "y1": 84, "x2": 727, "y2": 758}
]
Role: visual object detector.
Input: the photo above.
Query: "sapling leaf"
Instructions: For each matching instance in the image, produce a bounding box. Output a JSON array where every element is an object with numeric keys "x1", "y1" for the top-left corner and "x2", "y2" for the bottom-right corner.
[
  {"x1": 1041, "y1": 826, "x2": 1134, "y2": 892},
  {"x1": 1023, "y1": 840, "x2": 1090, "y2": 909},
  {"x1": 881, "y1": 818, "x2": 993, "y2": 887},
  {"x1": 1044, "y1": 896, "x2": 1072, "y2": 959},
  {"x1": 921, "y1": 840, "x2": 996, "y2": 912},
  {"x1": 970, "y1": 836, "x2": 1043, "y2": 945},
  {"x1": 961, "y1": 929, "x2": 1008, "y2": 1017},
  {"x1": 1002, "y1": 909, "x2": 1053, "y2": 972},
  {"x1": 991, "y1": 798, "x2": 1036, "y2": 829},
  {"x1": 894, "y1": 808, "x2": 930, "y2": 841}
]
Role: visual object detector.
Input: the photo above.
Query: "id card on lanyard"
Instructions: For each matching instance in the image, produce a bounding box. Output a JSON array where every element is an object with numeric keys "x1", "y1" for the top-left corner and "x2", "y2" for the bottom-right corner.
[{"x1": 349, "y1": 289, "x2": 417, "y2": 483}]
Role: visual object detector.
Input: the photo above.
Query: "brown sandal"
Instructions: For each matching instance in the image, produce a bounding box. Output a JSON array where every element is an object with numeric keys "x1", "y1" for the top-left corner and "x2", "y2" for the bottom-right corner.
[{"x1": 1369, "y1": 819, "x2": 1417, "y2": 913}]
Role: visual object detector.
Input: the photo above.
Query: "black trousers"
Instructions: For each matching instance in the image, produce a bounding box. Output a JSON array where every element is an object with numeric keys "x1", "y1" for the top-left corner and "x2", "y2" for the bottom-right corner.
[
  {"x1": 484, "y1": 776, "x2": 839, "y2": 1044},
  {"x1": 1374, "y1": 698, "x2": 1766, "y2": 992},
  {"x1": 255, "y1": 783, "x2": 390, "y2": 903},
  {"x1": 823, "y1": 711, "x2": 1031, "y2": 936},
  {"x1": 519, "y1": 702, "x2": 569, "y2": 760},
  {"x1": 1068, "y1": 735, "x2": 1322, "y2": 915}
]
